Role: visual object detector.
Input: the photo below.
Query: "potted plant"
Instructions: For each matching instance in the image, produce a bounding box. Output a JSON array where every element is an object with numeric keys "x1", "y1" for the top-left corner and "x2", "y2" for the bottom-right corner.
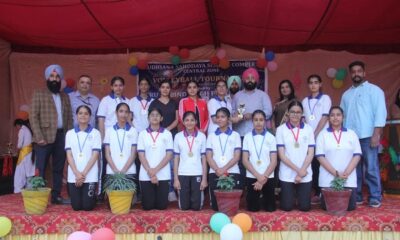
[
  {"x1": 103, "y1": 173, "x2": 136, "y2": 215},
  {"x1": 214, "y1": 173, "x2": 242, "y2": 216},
  {"x1": 321, "y1": 177, "x2": 352, "y2": 216},
  {"x1": 21, "y1": 176, "x2": 51, "y2": 215}
]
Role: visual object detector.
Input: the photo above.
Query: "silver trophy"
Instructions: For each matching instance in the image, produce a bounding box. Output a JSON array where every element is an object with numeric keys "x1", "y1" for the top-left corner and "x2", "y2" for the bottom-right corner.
[{"x1": 237, "y1": 103, "x2": 246, "y2": 119}]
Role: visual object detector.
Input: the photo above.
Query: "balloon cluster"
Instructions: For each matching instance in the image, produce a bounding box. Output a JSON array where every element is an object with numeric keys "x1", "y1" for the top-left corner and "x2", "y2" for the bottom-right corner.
[
  {"x1": 256, "y1": 50, "x2": 278, "y2": 72},
  {"x1": 209, "y1": 48, "x2": 230, "y2": 70},
  {"x1": 169, "y1": 46, "x2": 190, "y2": 66},
  {"x1": 326, "y1": 67, "x2": 347, "y2": 89},
  {"x1": 0, "y1": 216, "x2": 12, "y2": 238},
  {"x1": 128, "y1": 54, "x2": 149, "y2": 76},
  {"x1": 62, "y1": 78, "x2": 75, "y2": 94},
  {"x1": 68, "y1": 227, "x2": 115, "y2": 240},
  {"x1": 209, "y1": 212, "x2": 252, "y2": 240}
]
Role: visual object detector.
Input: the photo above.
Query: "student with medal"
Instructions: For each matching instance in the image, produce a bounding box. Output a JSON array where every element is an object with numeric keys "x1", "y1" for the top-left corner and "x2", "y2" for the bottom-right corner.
[
  {"x1": 242, "y1": 110, "x2": 277, "y2": 212},
  {"x1": 316, "y1": 106, "x2": 361, "y2": 211},
  {"x1": 103, "y1": 103, "x2": 138, "y2": 195},
  {"x1": 137, "y1": 108, "x2": 174, "y2": 210},
  {"x1": 206, "y1": 107, "x2": 242, "y2": 211},
  {"x1": 276, "y1": 100, "x2": 315, "y2": 212},
  {"x1": 301, "y1": 74, "x2": 332, "y2": 205},
  {"x1": 65, "y1": 105, "x2": 102, "y2": 211},
  {"x1": 173, "y1": 111, "x2": 207, "y2": 210}
]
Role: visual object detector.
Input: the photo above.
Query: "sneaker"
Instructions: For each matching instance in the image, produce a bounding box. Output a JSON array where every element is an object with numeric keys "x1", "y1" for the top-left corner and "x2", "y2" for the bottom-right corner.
[
  {"x1": 168, "y1": 191, "x2": 177, "y2": 202},
  {"x1": 356, "y1": 200, "x2": 363, "y2": 205},
  {"x1": 311, "y1": 195, "x2": 321, "y2": 205},
  {"x1": 369, "y1": 200, "x2": 381, "y2": 208}
]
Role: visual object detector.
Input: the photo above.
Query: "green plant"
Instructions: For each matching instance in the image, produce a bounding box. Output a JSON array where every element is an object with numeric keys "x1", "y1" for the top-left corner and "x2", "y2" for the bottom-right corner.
[
  {"x1": 103, "y1": 173, "x2": 137, "y2": 193},
  {"x1": 216, "y1": 174, "x2": 235, "y2": 191},
  {"x1": 330, "y1": 177, "x2": 346, "y2": 191},
  {"x1": 26, "y1": 176, "x2": 47, "y2": 191}
]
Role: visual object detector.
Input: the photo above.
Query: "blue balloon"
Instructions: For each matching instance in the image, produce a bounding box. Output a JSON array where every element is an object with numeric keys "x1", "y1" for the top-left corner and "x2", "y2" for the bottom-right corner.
[
  {"x1": 63, "y1": 87, "x2": 73, "y2": 94},
  {"x1": 130, "y1": 66, "x2": 138, "y2": 76},
  {"x1": 209, "y1": 212, "x2": 231, "y2": 234},
  {"x1": 265, "y1": 51, "x2": 275, "y2": 61}
]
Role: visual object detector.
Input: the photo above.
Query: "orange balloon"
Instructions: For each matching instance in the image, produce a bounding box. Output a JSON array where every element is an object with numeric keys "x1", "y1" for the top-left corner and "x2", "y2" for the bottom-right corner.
[
  {"x1": 232, "y1": 213, "x2": 252, "y2": 233},
  {"x1": 128, "y1": 56, "x2": 138, "y2": 66},
  {"x1": 219, "y1": 58, "x2": 230, "y2": 69}
]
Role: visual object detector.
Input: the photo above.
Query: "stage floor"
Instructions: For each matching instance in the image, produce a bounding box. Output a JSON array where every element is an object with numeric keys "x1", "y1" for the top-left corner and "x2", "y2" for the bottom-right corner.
[{"x1": 1, "y1": 193, "x2": 399, "y2": 236}]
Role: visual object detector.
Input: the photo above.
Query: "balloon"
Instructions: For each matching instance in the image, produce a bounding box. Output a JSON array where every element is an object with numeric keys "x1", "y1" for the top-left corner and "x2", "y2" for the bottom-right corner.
[
  {"x1": 66, "y1": 78, "x2": 75, "y2": 88},
  {"x1": 137, "y1": 59, "x2": 148, "y2": 70},
  {"x1": 128, "y1": 56, "x2": 138, "y2": 66},
  {"x1": 129, "y1": 66, "x2": 138, "y2": 76},
  {"x1": 179, "y1": 48, "x2": 190, "y2": 59},
  {"x1": 335, "y1": 68, "x2": 347, "y2": 80},
  {"x1": 19, "y1": 104, "x2": 30, "y2": 112},
  {"x1": 267, "y1": 61, "x2": 278, "y2": 72},
  {"x1": 100, "y1": 78, "x2": 108, "y2": 85},
  {"x1": 220, "y1": 223, "x2": 243, "y2": 240},
  {"x1": 216, "y1": 48, "x2": 226, "y2": 59},
  {"x1": 210, "y1": 55, "x2": 219, "y2": 65},
  {"x1": 209, "y1": 212, "x2": 231, "y2": 234},
  {"x1": 169, "y1": 46, "x2": 180, "y2": 55},
  {"x1": 232, "y1": 213, "x2": 252, "y2": 233},
  {"x1": 171, "y1": 55, "x2": 181, "y2": 65},
  {"x1": 16, "y1": 111, "x2": 29, "y2": 120},
  {"x1": 0, "y1": 216, "x2": 12, "y2": 237},
  {"x1": 332, "y1": 78, "x2": 344, "y2": 89},
  {"x1": 63, "y1": 87, "x2": 74, "y2": 94},
  {"x1": 265, "y1": 50, "x2": 275, "y2": 61},
  {"x1": 91, "y1": 227, "x2": 115, "y2": 240},
  {"x1": 67, "y1": 231, "x2": 91, "y2": 240},
  {"x1": 389, "y1": 146, "x2": 399, "y2": 165},
  {"x1": 219, "y1": 58, "x2": 230, "y2": 69},
  {"x1": 256, "y1": 57, "x2": 267, "y2": 69},
  {"x1": 326, "y1": 67, "x2": 337, "y2": 78}
]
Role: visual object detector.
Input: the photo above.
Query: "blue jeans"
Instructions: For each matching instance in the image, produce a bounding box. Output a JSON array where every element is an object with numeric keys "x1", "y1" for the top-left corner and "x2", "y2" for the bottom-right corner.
[{"x1": 357, "y1": 137, "x2": 382, "y2": 203}]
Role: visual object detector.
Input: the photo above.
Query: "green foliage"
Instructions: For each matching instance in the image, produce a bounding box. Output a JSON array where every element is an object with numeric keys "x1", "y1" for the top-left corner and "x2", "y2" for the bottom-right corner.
[
  {"x1": 216, "y1": 174, "x2": 235, "y2": 191},
  {"x1": 330, "y1": 177, "x2": 347, "y2": 191},
  {"x1": 103, "y1": 173, "x2": 137, "y2": 193},
  {"x1": 27, "y1": 176, "x2": 46, "y2": 191}
]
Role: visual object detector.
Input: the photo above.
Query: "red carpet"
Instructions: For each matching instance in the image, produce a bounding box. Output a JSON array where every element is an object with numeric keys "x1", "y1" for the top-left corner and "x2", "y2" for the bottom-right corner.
[{"x1": 1, "y1": 193, "x2": 399, "y2": 235}]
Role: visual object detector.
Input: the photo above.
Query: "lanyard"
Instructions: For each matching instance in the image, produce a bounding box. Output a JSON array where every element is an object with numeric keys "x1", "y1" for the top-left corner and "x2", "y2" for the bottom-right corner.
[
  {"x1": 149, "y1": 129, "x2": 161, "y2": 145},
  {"x1": 115, "y1": 127, "x2": 126, "y2": 154},
  {"x1": 218, "y1": 134, "x2": 229, "y2": 157},
  {"x1": 307, "y1": 95, "x2": 322, "y2": 116},
  {"x1": 252, "y1": 131, "x2": 266, "y2": 160},
  {"x1": 76, "y1": 131, "x2": 90, "y2": 154},
  {"x1": 140, "y1": 99, "x2": 149, "y2": 110}
]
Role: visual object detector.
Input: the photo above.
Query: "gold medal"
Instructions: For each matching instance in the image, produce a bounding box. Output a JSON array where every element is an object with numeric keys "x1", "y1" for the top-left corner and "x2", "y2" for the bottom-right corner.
[
  {"x1": 152, "y1": 143, "x2": 157, "y2": 149},
  {"x1": 120, "y1": 153, "x2": 123, "y2": 158},
  {"x1": 294, "y1": 142, "x2": 300, "y2": 148},
  {"x1": 309, "y1": 115, "x2": 315, "y2": 121},
  {"x1": 188, "y1": 152, "x2": 194, "y2": 157},
  {"x1": 257, "y1": 160, "x2": 262, "y2": 165},
  {"x1": 79, "y1": 153, "x2": 83, "y2": 157},
  {"x1": 220, "y1": 156, "x2": 226, "y2": 162}
]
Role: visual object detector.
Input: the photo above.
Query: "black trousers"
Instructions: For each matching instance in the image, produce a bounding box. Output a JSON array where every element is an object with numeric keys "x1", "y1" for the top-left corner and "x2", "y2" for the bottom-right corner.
[
  {"x1": 280, "y1": 180, "x2": 312, "y2": 212},
  {"x1": 178, "y1": 175, "x2": 202, "y2": 211},
  {"x1": 321, "y1": 187, "x2": 357, "y2": 211},
  {"x1": 311, "y1": 157, "x2": 321, "y2": 195},
  {"x1": 35, "y1": 129, "x2": 66, "y2": 200},
  {"x1": 68, "y1": 182, "x2": 97, "y2": 211},
  {"x1": 140, "y1": 180, "x2": 169, "y2": 210},
  {"x1": 208, "y1": 173, "x2": 242, "y2": 211},
  {"x1": 246, "y1": 177, "x2": 276, "y2": 212}
]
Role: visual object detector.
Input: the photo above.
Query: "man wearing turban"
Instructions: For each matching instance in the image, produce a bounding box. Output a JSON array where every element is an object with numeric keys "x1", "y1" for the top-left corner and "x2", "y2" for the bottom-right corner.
[
  {"x1": 30, "y1": 64, "x2": 73, "y2": 204},
  {"x1": 227, "y1": 75, "x2": 242, "y2": 99}
]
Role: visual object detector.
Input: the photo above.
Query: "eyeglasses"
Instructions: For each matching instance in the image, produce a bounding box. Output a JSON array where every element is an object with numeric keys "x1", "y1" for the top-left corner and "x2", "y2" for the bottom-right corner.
[{"x1": 289, "y1": 111, "x2": 302, "y2": 115}]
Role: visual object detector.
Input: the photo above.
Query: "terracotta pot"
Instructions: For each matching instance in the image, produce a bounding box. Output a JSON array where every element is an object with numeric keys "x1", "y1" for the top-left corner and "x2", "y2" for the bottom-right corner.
[
  {"x1": 214, "y1": 189, "x2": 242, "y2": 216},
  {"x1": 21, "y1": 188, "x2": 51, "y2": 215},
  {"x1": 321, "y1": 188, "x2": 352, "y2": 216},
  {"x1": 107, "y1": 190, "x2": 134, "y2": 215}
]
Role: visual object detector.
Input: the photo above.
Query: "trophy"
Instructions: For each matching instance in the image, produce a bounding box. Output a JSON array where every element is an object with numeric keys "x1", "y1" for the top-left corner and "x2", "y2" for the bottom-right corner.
[
  {"x1": 237, "y1": 103, "x2": 246, "y2": 119},
  {"x1": 6, "y1": 142, "x2": 13, "y2": 156}
]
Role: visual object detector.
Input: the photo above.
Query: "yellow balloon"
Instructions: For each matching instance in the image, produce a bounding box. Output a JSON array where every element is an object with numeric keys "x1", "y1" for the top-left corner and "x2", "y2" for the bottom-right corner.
[
  {"x1": 128, "y1": 56, "x2": 138, "y2": 66},
  {"x1": 0, "y1": 216, "x2": 12, "y2": 237},
  {"x1": 332, "y1": 78, "x2": 344, "y2": 89},
  {"x1": 232, "y1": 213, "x2": 252, "y2": 233}
]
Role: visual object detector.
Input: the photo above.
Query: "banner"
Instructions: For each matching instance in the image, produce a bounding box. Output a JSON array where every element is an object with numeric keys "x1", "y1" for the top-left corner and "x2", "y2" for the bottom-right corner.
[{"x1": 138, "y1": 60, "x2": 264, "y2": 102}]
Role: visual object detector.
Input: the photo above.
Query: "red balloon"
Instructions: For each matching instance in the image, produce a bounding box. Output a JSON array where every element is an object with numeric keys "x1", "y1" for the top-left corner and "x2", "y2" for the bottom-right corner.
[
  {"x1": 256, "y1": 58, "x2": 267, "y2": 69},
  {"x1": 179, "y1": 48, "x2": 190, "y2": 59},
  {"x1": 66, "y1": 78, "x2": 75, "y2": 88},
  {"x1": 137, "y1": 59, "x2": 148, "y2": 70},
  {"x1": 91, "y1": 228, "x2": 115, "y2": 240},
  {"x1": 210, "y1": 55, "x2": 219, "y2": 65},
  {"x1": 169, "y1": 46, "x2": 180, "y2": 55}
]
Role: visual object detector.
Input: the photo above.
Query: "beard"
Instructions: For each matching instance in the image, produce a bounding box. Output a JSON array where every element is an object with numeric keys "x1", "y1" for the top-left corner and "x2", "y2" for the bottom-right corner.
[
  {"x1": 352, "y1": 76, "x2": 363, "y2": 83},
  {"x1": 229, "y1": 87, "x2": 239, "y2": 95},
  {"x1": 244, "y1": 81, "x2": 256, "y2": 91},
  {"x1": 47, "y1": 80, "x2": 61, "y2": 94}
]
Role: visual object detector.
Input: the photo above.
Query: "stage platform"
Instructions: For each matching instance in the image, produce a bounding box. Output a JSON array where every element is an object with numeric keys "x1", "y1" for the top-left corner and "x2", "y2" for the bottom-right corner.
[{"x1": 1, "y1": 193, "x2": 399, "y2": 240}]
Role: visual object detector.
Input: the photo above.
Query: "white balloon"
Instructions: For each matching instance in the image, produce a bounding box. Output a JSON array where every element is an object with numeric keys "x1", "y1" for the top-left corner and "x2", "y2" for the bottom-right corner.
[
  {"x1": 220, "y1": 223, "x2": 243, "y2": 240},
  {"x1": 326, "y1": 67, "x2": 337, "y2": 78}
]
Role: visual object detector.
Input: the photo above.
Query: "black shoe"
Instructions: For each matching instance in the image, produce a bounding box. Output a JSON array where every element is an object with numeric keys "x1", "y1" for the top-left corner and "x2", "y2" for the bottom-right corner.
[
  {"x1": 51, "y1": 196, "x2": 64, "y2": 205},
  {"x1": 62, "y1": 197, "x2": 71, "y2": 204}
]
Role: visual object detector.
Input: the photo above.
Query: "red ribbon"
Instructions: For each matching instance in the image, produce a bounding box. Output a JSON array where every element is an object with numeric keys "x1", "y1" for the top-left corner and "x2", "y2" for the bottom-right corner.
[{"x1": 2, "y1": 155, "x2": 13, "y2": 177}]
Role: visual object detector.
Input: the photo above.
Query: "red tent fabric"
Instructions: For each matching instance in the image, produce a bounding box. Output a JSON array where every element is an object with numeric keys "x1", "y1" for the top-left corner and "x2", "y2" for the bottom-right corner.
[{"x1": 0, "y1": 0, "x2": 399, "y2": 53}]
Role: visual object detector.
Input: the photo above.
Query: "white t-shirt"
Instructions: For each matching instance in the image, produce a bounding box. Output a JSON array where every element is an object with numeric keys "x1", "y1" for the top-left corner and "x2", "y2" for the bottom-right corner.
[
  {"x1": 65, "y1": 126, "x2": 102, "y2": 183},
  {"x1": 242, "y1": 129, "x2": 277, "y2": 178},
  {"x1": 97, "y1": 93, "x2": 129, "y2": 132},
  {"x1": 137, "y1": 127, "x2": 173, "y2": 181},
  {"x1": 130, "y1": 96, "x2": 154, "y2": 133},
  {"x1": 276, "y1": 122, "x2": 315, "y2": 183},
  {"x1": 174, "y1": 130, "x2": 206, "y2": 176},
  {"x1": 302, "y1": 93, "x2": 331, "y2": 131},
  {"x1": 206, "y1": 128, "x2": 241, "y2": 174},
  {"x1": 103, "y1": 123, "x2": 138, "y2": 174},
  {"x1": 207, "y1": 96, "x2": 232, "y2": 135},
  {"x1": 315, "y1": 127, "x2": 362, "y2": 188}
]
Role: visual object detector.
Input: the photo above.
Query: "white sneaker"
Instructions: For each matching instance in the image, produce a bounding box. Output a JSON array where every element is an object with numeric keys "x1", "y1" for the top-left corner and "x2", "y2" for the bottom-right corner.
[{"x1": 168, "y1": 191, "x2": 177, "y2": 202}]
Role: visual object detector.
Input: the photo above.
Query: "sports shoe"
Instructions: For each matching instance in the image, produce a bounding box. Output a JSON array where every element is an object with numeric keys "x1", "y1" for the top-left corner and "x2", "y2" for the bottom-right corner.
[
  {"x1": 168, "y1": 191, "x2": 178, "y2": 202},
  {"x1": 369, "y1": 200, "x2": 381, "y2": 208},
  {"x1": 356, "y1": 200, "x2": 363, "y2": 205},
  {"x1": 311, "y1": 195, "x2": 321, "y2": 205}
]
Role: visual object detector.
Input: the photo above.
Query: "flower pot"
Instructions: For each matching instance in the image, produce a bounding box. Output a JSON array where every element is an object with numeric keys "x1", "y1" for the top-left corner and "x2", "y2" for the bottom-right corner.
[
  {"x1": 107, "y1": 190, "x2": 134, "y2": 215},
  {"x1": 21, "y1": 188, "x2": 51, "y2": 215},
  {"x1": 214, "y1": 189, "x2": 242, "y2": 216},
  {"x1": 321, "y1": 188, "x2": 352, "y2": 216}
]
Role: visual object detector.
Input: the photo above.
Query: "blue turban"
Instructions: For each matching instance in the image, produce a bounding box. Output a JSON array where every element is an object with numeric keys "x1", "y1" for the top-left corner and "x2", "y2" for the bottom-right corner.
[
  {"x1": 227, "y1": 75, "x2": 242, "y2": 89},
  {"x1": 44, "y1": 64, "x2": 64, "y2": 80}
]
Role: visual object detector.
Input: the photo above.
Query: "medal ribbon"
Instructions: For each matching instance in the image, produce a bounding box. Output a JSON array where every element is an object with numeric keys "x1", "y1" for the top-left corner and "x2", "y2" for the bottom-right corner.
[
  {"x1": 307, "y1": 95, "x2": 322, "y2": 117},
  {"x1": 140, "y1": 99, "x2": 149, "y2": 110},
  {"x1": 252, "y1": 130, "x2": 266, "y2": 161},
  {"x1": 218, "y1": 134, "x2": 229, "y2": 157},
  {"x1": 148, "y1": 128, "x2": 161, "y2": 146},
  {"x1": 332, "y1": 129, "x2": 342, "y2": 146},
  {"x1": 76, "y1": 130, "x2": 90, "y2": 154},
  {"x1": 288, "y1": 123, "x2": 300, "y2": 144},
  {"x1": 115, "y1": 126, "x2": 126, "y2": 154},
  {"x1": 185, "y1": 130, "x2": 196, "y2": 153}
]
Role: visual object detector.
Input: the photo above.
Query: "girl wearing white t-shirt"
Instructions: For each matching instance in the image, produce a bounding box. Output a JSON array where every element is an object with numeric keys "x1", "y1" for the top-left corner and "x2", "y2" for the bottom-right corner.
[
  {"x1": 316, "y1": 106, "x2": 361, "y2": 211},
  {"x1": 173, "y1": 111, "x2": 207, "y2": 210},
  {"x1": 207, "y1": 79, "x2": 232, "y2": 135},
  {"x1": 242, "y1": 110, "x2": 277, "y2": 212},
  {"x1": 65, "y1": 105, "x2": 102, "y2": 211},
  {"x1": 206, "y1": 107, "x2": 242, "y2": 211},
  {"x1": 276, "y1": 100, "x2": 315, "y2": 211},
  {"x1": 137, "y1": 108, "x2": 174, "y2": 210}
]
